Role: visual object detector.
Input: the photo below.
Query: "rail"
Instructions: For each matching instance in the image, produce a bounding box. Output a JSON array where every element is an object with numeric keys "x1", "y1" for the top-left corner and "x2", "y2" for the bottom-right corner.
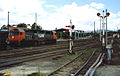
[
  {"x1": 74, "y1": 50, "x2": 96, "y2": 76},
  {"x1": 48, "y1": 48, "x2": 95, "y2": 76},
  {"x1": 85, "y1": 53, "x2": 105, "y2": 76}
]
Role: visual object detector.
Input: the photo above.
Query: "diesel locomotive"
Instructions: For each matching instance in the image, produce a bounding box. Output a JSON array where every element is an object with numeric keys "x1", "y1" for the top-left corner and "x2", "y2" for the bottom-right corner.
[{"x1": 0, "y1": 27, "x2": 56, "y2": 50}]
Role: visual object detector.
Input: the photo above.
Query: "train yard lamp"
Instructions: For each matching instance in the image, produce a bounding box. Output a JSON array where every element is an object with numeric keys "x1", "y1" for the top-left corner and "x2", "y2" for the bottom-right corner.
[{"x1": 97, "y1": 10, "x2": 110, "y2": 52}]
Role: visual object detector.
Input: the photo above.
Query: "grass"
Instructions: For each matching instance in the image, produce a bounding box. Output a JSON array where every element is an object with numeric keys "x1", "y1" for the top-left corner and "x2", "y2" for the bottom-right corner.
[{"x1": 80, "y1": 48, "x2": 95, "y2": 61}]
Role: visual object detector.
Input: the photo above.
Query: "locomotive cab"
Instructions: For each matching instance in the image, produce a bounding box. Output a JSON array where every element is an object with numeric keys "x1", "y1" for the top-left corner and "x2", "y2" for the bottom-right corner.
[{"x1": 9, "y1": 29, "x2": 25, "y2": 45}]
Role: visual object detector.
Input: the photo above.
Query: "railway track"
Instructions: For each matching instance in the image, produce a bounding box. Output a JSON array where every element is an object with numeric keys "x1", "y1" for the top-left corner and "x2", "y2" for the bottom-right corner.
[
  {"x1": 1, "y1": 39, "x2": 95, "y2": 54},
  {"x1": 0, "y1": 39, "x2": 100, "y2": 70},
  {"x1": 48, "y1": 49, "x2": 104, "y2": 76},
  {"x1": 0, "y1": 40, "x2": 98, "y2": 59},
  {"x1": 0, "y1": 43, "x2": 98, "y2": 70},
  {"x1": 74, "y1": 51, "x2": 105, "y2": 76},
  {"x1": 84, "y1": 53, "x2": 104, "y2": 76},
  {"x1": 0, "y1": 49, "x2": 68, "y2": 69},
  {"x1": 48, "y1": 48, "x2": 96, "y2": 76},
  {"x1": 0, "y1": 45, "x2": 68, "y2": 58}
]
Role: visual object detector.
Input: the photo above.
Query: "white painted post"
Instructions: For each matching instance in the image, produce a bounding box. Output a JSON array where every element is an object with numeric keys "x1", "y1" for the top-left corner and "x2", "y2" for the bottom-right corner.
[
  {"x1": 100, "y1": 17, "x2": 102, "y2": 41},
  {"x1": 75, "y1": 31, "x2": 76, "y2": 40},
  {"x1": 78, "y1": 31, "x2": 79, "y2": 39},
  {"x1": 69, "y1": 19, "x2": 73, "y2": 54},
  {"x1": 106, "y1": 9, "x2": 108, "y2": 48},
  {"x1": 102, "y1": 10, "x2": 105, "y2": 51}
]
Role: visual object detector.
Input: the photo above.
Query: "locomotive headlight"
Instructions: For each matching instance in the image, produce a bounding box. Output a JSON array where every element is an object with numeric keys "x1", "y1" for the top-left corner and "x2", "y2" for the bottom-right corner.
[{"x1": 12, "y1": 36, "x2": 14, "y2": 39}]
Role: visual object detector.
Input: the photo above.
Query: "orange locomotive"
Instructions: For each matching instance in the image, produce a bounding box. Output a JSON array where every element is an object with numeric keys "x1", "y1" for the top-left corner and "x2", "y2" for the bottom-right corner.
[
  {"x1": 9, "y1": 29, "x2": 25, "y2": 45},
  {"x1": 8, "y1": 27, "x2": 29, "y2": 46},
  {"x1": 8, "y1": 27, "x2": 56, "y2": 46}
]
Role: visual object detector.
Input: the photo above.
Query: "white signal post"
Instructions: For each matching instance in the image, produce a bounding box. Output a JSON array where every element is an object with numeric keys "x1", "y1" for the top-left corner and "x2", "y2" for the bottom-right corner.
[
  {"x1": 66, "y1": 20, "x2": 74, "y2": 54},
  {"x1": 97, "y1": 10, "x2": 110, "y2": 52},
  {"x1": 106, "y1": 9, "x2": 108, "y2": 47},
  {"x1": 102, "y1": 10, "x2": 105, "y2": 50},
  {"x1": 69, "y1": 19, "x2": 73, "y2": 54},
  {"x1": 100, "y1": 17, "x2": 102, "y2": 42}
]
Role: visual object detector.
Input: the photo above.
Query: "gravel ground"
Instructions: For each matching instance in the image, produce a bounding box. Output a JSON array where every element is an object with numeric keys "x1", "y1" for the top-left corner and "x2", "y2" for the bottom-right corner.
[
  {"x1": 0, "y1": 59, "x2": 60, "y2": 76},
  {"x1": 0, "y1": 53, "x2": 79, "y2": 76},
  {"x1": 94, "y1": 65, "x2": 120, "y2": 76}
]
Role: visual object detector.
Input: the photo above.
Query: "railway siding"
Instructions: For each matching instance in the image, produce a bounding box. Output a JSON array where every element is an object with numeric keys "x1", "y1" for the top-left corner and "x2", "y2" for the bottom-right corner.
[
  {"x1": 92, "y1": 39, "x2": 120, "y2": 76},
  {"x1": 0, "y1": 39, "x2": 100, "y2": 76},
  {"x1": 48, "y1": 48, "x2": 96, "y2": 76}
]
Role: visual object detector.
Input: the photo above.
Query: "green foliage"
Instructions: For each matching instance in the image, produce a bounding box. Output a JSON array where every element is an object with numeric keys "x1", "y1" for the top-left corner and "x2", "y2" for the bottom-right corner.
[
  {"x1": 31, "y1": 22, "x2": 42, "y2": 30},
  {"x1": 12, "y1": 24, "x2": 16, "y2": 27},
  {"x1": 1, "y1": 25, "x2": 7, "y2": 29},
  {"x1": 17, "y1": 23, "x2": 27, "y2": 27}
]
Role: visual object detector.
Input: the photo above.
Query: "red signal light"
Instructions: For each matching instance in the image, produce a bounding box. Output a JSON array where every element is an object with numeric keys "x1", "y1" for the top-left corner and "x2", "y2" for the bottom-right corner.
[
  {"x1": 106, "y1": 12, "x2": 110, "y2": 16},
  {"x1": 66, "y1": 29, "x2": 69, "y2": 32},
  {"x1": 66, "y1": 25, "x2": 71, "y2": 28},
  {"x1": 97, "y1": 13, "x2": 101, "y2": 16}
]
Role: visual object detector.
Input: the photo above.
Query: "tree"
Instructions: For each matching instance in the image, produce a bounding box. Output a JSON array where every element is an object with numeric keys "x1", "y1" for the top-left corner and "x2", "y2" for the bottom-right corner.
[
  {"x1": 1, "y1": 25, "x2": 8, "y2": 29},
  {"x1": 17, "y1": 23, "x2": 27, "y2": 28},
  {"x1": 1, "y1": 25, "x2": 7, "y2": 29},
  {"x1": 31, "y1": 22, "x2": 42, "y2": 30},
  {"x1": 12, "y1": 24, "x2": 16, "y2": 27}
]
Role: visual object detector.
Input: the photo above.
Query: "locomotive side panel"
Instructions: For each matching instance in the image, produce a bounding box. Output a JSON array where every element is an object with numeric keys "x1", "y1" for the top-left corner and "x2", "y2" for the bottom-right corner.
[{"x1": 23, "y1": 30, "x2": 56, "y2": 46}]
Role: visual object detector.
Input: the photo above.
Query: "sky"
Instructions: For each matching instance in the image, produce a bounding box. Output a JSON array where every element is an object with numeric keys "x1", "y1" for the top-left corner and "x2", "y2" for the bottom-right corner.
[{"x1": 0, "y1": 0, "x2": 120, "y2": 31}]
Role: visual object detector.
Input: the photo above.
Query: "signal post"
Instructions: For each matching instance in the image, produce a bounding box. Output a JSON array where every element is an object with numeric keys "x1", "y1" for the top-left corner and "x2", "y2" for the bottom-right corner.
[
  {"x1": 97, "y1": 10, "x2": 110, "y2": 52},
  {"x1": 66, "y1": 20, "x2": 75, "y2": 54}
]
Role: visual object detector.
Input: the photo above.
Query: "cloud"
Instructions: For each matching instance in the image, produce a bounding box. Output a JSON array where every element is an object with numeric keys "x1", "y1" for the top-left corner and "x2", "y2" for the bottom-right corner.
[
  {"x1": 40, "y1": 2, "x2": 120, "y2": 31},
  {"x1": 117, "y1": 11, "x2": 120, "y2": 16},
  {"x1": 90, "y1": 2, "x2": 104, "y2": 9},
  {"x1": 0, "y1": 8, "x2": 3, "y2": 11},
  {"x1": 40, "y1": 2, "x2": 99, "y2": 31},
  {"x1": 0, "y1": 0, "x2": 47, "y2": 25},
  {"x1": 0, "y1": 1, "x2": 120, "y2": 31},
  {"x1": 45, "y1": 5, "x2": 56, "y2": 8},
  {"x1": 108, "y1": 12, "x2": 120, "y2": 30}
]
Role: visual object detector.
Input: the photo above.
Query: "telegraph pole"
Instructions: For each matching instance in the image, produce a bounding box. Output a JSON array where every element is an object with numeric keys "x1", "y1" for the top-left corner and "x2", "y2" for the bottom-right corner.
[
  {"x1": 7, "y1": 11, "x2": 10, "y2": 43},
  {"x1": 35, "y1": 13, "x2": 37, "y2": 23},
  {"x1": 8, "y1": 11, "x2": 10, "y2": 27},
  {"x1": 35, "y1": 13, "x2": 37, "y2": 30}
]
